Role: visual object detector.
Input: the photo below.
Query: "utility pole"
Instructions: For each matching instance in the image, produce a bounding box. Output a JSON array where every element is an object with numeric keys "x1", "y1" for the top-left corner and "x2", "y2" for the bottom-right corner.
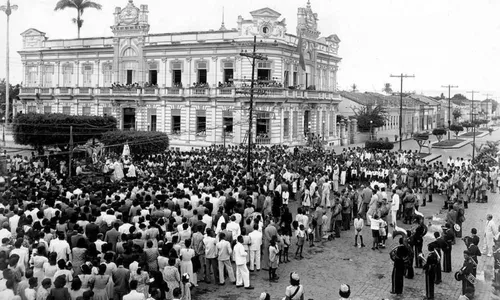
[
  {"x1": 390, "y1": 73, "x2": 415, "y2": 150},
  {"x1": 1, "y1": 0, "x2": 18, "y2": 125},
  {"x1": 441, "y1": 85, "x2": 458, "y2": 140},
  {"x1": 239, "y1": 36, "x2": 268, "y2": 181},
  {"x1": 466, "y1": 90, "x2": 479, "y2": 121}
]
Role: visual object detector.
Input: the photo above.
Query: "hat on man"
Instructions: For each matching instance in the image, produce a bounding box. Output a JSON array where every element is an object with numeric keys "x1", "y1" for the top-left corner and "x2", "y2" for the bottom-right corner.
[
  {"x1": 339, "y1": 283, "x2": 351, "y2": 298},
  {"x1": 454, "y1": 224, "x2": 461, "y2": 232}
]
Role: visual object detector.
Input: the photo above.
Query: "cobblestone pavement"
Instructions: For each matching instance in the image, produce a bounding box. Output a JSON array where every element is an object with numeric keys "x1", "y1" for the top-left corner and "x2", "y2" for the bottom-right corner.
[{"x1": 192, "y1": 191, "x2": 500, "y2": 300}]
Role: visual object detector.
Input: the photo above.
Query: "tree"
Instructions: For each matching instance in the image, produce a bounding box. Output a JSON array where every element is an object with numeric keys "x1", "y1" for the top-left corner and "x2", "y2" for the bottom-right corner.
[
  {"x1": 0, "y1": 79, "x2": 20, "y2": 122},
  {"x1": 461, "y1": 121, "x2": 474, "y2": 132},
  {"x1": 13, "y1": 113, "x2": 116, "y2": 154},
  {"x1": 351, "y1": 84, "x2": 358, "y2": 92},
  {"x1": 413, "y1": 132, "x2": 429, "y2": 153},
  {"x1": 473, "y1": 141, "x2": 499, "y2": 171},
  {"x1": 382, "y1": 83, "x2": 393, "y2": 94},
  {"x1": 365, "y1": 139, "x2": 394, "y2": 150},
  {"x1": 449, "y1": 124, "x2": 464, "y2": 139},
  {"x1": 54, "y1": 0, "x2": 102, "y2": 39},
  {"x1": 353, "y1": 104, "x2": 387, "y2": 132},
  {"x1": 101, "y1": 130, "x2": 170, "y2": 157},
  {"x1": 492, "y1": 99, "x2": 498, "y2": 113},
  {"x1": 452, "y1": 93, "x2": 468, "y2": 100},
  {"x1": 432, "y1": 128, "x2": 447, "y2": 142},
  {"x1": 452, "y1": 108, "x2": 462, "y2": 122},
  {"x1": 440, "y1": 93, "x2": 445, "y2": 99}
]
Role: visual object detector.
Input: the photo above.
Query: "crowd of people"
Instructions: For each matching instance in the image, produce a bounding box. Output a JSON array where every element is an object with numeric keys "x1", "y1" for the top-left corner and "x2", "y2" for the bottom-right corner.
[{"x1": 0, "y1": 144, "x2": 498, "y2": 300}]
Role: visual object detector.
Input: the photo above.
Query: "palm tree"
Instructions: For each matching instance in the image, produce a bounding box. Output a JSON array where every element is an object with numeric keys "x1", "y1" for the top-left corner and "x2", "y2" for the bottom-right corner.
[
  {"x1": 54, "y1": 0, "x2": 102, "y2": 39},
  {"x1": 382, "y1": 83, "x2": 393, "y2": 94}
]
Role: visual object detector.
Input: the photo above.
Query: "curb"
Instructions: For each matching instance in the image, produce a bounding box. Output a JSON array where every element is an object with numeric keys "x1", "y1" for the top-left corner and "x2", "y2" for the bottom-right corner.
[{"x1": 431, "y1": 140, "x2": 471, "y2": 149}]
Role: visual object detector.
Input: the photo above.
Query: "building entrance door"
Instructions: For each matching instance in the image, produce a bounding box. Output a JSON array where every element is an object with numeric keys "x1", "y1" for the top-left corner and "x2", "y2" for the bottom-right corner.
[{"x1": 123, "y1": 108, "x2": 136, "y2": 131}]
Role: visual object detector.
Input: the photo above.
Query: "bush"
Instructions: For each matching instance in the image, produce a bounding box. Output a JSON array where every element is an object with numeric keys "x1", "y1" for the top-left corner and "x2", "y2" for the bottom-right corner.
[
  {"x1": 101, "y1": 130, "x2": 170, "y2": 157},
  {"x1": 13, "y1": 113, "x2": 117, "y2": 153},
  {"x1": 365, "y1": 139, "x2": 394, "y2": 150}
]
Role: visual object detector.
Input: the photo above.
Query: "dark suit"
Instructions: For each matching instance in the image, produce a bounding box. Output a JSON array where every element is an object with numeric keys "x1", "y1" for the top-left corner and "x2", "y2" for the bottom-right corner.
[
  {"x1": 104, "y1": 228, "x2": 120, "y2": 252},
  {"x1": 113, "y1": 266, "x2": 130, "y2": 300}
]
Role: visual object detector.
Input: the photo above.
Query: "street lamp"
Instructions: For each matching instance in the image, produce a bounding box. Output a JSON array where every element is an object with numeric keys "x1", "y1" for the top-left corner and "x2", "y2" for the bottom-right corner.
[
  {"x1": 0, "y1": 0, "x2": 18, "y2": 125},
  {"x1": 370, "y1": 120, "x2": 373, "y2": 140}
]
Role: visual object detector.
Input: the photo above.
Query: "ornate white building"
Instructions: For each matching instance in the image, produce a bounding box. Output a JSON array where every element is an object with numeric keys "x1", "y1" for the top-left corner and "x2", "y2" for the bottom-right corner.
[{"x1": 17, "y1": 0, "x2": 342, "y2": 150}]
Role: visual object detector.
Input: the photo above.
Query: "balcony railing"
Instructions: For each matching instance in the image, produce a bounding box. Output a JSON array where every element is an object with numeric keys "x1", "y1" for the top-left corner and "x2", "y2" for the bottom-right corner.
[
  {"x1": 19, "y1": 87, "x2": 340, "y2": 100},
  {"x1": 256, "y1": 135, "x2": 271, "y2": 144}
]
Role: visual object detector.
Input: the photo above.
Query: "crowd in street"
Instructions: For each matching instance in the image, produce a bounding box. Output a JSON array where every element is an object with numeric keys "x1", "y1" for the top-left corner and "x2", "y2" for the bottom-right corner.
[{"x1": 0, "y1": 145, "x2": 498, "y2": 300}]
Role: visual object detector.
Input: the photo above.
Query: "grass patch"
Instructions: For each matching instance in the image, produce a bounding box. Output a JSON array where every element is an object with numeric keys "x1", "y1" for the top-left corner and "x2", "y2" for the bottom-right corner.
[
  {"x1": 433, "y1": 139, "x2": 465, "y2": 147},
  {"x1": 461, "y1": 131, "x2": 482, "y2": 137}
]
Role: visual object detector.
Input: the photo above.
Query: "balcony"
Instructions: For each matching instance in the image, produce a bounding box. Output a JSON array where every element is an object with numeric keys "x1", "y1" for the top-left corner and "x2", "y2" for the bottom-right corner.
[{"x1": 19, "y1": 86, "x2": 340, "y2": 101}]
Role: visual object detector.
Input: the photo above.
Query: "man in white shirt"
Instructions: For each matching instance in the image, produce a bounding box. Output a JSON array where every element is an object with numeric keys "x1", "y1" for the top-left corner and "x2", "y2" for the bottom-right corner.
[
  {"x1": 123, "y1": 280, "x2": 145, "y2": 300},
  {"x1": 248, "y1": 223, "x2": 262, "y2": 271},
  {"x1": 8, "y1": 211, "x2": 20, "y2": 236},
  {"x1": 226, "y1": 216, "x2": 241, "y2": 241},
  {"x1": 0, "y1": 224, "x2": 11, "y2": 241},
  {"x1": 233, "y1": 235, "x2": 254, "y2": 289},
  {"x1": 390, "y1": 190, "x2": 400, "y2": 227},
  {"x1": 48, "y1": 233, "x2": 72, "y2": 262}
]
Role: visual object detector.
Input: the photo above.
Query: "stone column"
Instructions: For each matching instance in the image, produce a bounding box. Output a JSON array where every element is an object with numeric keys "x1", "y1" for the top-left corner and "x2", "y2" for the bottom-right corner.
[
  {"x1": 350, "y1": 118, "x2": 358, "y2": 144},
  {"x1": 346, "y1": 119, "x2": 351, "y2": 145},
  {"x1": 340, "y1": 121, "x2": 346, "y2": 146}
]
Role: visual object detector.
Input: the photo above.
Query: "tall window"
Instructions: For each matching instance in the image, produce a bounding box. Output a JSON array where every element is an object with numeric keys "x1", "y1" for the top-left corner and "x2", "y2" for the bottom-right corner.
[
  {"x1": 284, "y1": 70, "x2": 290, "y2": 87},
  {"x1": 148, "y1": 62, "x2": 158, "y2": 85},
  {"x1": 82, "y1": 107, "x2": 91, "y2": 116},
  {"x1": 283, "y1": 111, "x2": 290, "y2": 138},
  {"x1": 103, "y1": 106, "x2": 112, "y2": 117},
  {"x1": 103, "y1": 64, "x2": 113, "y2": 87},
  {"x1": 43, "y1": 106, "x2": 51, "y2": 114},
  {"x1": 196, "y1": 110, "x2": 206, "y2": 136},
  {"x1": 329, "y1": 111, "x2": 334, "y2": 136},
  {"x1": 148, "y1": 108, "x2": 157, "y2": 131},
  {"x1": 293, "y1": 65, "x2": 298, "y2": 86},
  {"x1": 257, "y1": 61, "x2": 271, "y2": 81},
  {"x1": 171, "y1": 62, "x2": 182, "y2": 86},
  {"x1": 292, "y1": 111, "x2": 298, "y2": 138},
  {"x1": 222, "y1": 61, "x2": 234, "y2": 84},
  {"x1": 82, "y1": 64, "x2": 93, "y2": 87},
  {"x1": 62, "y1": 106, "x2": 71, "y2": 115},
  {"x1": 171, "y1": 109, "x2": 181, "y2": 134},
  {"x1": 196, "y1": 61, "x2": 208, "y2": 84},
  {"x1": 63, "y1": 64, "x2": 73, "y2": 87},
  {"x1": 26, "y1": 66, "x2": 38, "y2": 87},
  {"x1": 223, "y1": 110, "x2": 233, "y2": 133},
  {"x1": 43, "y1": 65, "x2": 54, "y2": 87}
]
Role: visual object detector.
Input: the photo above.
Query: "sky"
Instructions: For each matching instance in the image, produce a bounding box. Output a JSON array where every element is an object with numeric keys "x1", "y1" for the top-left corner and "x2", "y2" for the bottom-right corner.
[{"x1": 0, "y1": 0, "x2": 499, "y2": 100}]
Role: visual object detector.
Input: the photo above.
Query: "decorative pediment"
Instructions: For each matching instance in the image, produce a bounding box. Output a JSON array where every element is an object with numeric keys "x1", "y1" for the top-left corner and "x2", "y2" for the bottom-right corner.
[
  {"x1": 20, "y1": 28, "x2": 46, "y2": 37},
  {"x1": 20, "y1": 28, "x2": 47, "y2": 49},
  {"x1": 250, "y1": 7, "x2": 281, "y2": 20}
]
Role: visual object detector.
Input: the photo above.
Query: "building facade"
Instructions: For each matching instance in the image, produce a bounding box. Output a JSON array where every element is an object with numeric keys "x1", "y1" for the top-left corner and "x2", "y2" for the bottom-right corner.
[{"x1": 16, "y1": 0, "x2": 342, "y2": 150}]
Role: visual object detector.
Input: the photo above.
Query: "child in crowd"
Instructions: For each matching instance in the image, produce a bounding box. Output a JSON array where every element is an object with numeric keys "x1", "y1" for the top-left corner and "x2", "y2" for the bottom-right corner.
[
  {"x1": 268, "y1": 238, "x2": 280, "y2": 281},
  {"x1": 353, "y1": 213, "x2": 365, "y2": 248},
  {"x1": 277, "y1": 229, "x2": 285, "y2": 263},
  {"x1": 321, "y1": 211, "x2": 329, "y2": 239},
  {"x1": 370, "y1": 214, "x2": 382, "y2": 250},
  {"x1": 378, "y1": 219, "x2": 387, "y2": 248},
  {"x1": 282, "y1": 232, "x2": 290, "y2": 263},
  {"x1": 307, "y1": 221, "x2": 315, "y2": 247},
  {"x1": 181, "y1": 273, "x2": 191, "y2": 300},
  {"x1": 295, "y1": 224, "x2": 305, "y2": 259}
]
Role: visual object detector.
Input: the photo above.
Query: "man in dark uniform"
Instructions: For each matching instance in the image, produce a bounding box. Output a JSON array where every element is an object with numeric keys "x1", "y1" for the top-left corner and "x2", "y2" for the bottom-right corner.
[
  {"x1": 405, "y1": 231, "x2": 415, "y2": 279},
  {"x1": 390, "y1": 238, "x2": 408, "y2": 295},
  {"x1": 433, "y1": 232, "x2": 448, "y2": 284},
  {"x1": 414, "y1": 216, "x2": 427, "y2": 268},
  {"x1": 463, "y1": 234, "x2": 481, "y2": 277},
  {"x1": 423, "y1": 243, "x2": 439, "y2": 300},
  {"x1": 443, "y1": 223, "x2": 454, "y2": 273},
  {"x1": 456, "y1": 250, "x2": 476, "y2": 297}
]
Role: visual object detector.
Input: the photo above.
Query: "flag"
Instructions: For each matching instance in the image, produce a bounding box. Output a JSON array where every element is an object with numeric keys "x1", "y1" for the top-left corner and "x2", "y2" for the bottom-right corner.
[{"x1": 297, "y1": 33, "x2": 306, "y2": 71}]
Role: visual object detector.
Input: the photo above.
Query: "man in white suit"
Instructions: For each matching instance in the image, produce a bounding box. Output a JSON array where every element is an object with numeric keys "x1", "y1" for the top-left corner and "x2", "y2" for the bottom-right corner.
[
  {"x1": 233, "y1": 235, "x2": 254, "y2": 289},
  {"x1": 484, "y1": 214, "x2": 498, "y2": 257},
  {"x1": 248, "y1": 223, "x2": 262, "y2": 271}
]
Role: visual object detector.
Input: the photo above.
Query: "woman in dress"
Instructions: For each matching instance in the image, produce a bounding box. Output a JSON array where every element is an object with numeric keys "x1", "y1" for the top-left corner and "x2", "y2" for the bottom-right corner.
[
  {"x1": 78, "y1": 263, "x2": 94, "y2": 292},
  {"x1": 179, "y1": 239, "x2": 196, "y2": 286},
  {"x1": 47, "y1": 275, "x2": 71, "y2": 300},
  {"x1": 91, "y1": 264, "x2": 110, "y2": 300},
  {"x1": 157, "y1": 245, "x2": 170, "y2": 271},
  {"x1": 129, "y1": 265, "x2": 150, "y2": 298},
  {"x1": 103, "y1": 252, "x2": 117, "y2": 300},
  {"x1": 30, "y1": 245, "x2": 48, "y2": 284},
  {"x1": 69, "y1": 277, "x2": 84, "y2": 300},
  {"x1": 144, "y1": 240, "x2": 160, "y2": 272},
  {"x1": 42, "y1": 252, "x2": 58, "y2": 279},
  {"x1": 163, "y1": 258, "x2": 181, "y2": 300}
]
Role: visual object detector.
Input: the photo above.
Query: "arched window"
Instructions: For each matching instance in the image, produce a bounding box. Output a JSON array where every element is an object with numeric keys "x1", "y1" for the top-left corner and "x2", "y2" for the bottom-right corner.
[{"x1": 123, "y1": 48, "x2": 137, "y2": 57}]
